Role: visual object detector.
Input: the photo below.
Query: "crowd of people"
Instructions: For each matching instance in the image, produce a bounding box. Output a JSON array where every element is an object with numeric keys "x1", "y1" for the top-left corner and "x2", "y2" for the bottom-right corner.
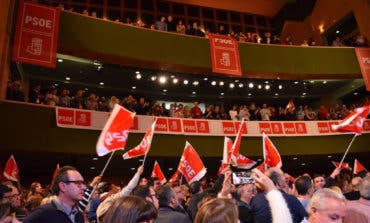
[
  {"x1": 0, "y1": 163, "x2": 369, "y2": 223},
  {"x1": 6, "y1": 82, "x2": 368, "y2": 122},
  {"x1": 56, "y1": 4, "x2": 369, "y2": 47}
]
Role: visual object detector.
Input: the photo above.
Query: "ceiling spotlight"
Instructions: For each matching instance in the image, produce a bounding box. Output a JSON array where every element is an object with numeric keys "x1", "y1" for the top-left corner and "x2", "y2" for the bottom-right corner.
[
  {"x1": 183, "y1": 80, "x2": 189, "y2": 85},
  {"x1": 170, "y1": 75, "x2": 175, "y2": 78},
  {"x1": 354, "y1": 92, "x2": 358, "y2": 95},
  {"x1": 57, "y1": 58, "x2": 63, "y2": 62},
  {"x1": 219, "y1": 81, "x2": 224, "y2": 86},
  {"x1": 173, "y1": 78, "x2": 178, "y2": 84},
  {"x1": 163, "y1": 89, "x2": 167, "y2": 92},
  {"x1": 275, "y1": 93, "x2": 279, "y2": 96},
  {"x1": 248, "y1": 93, "x2": 252, "y2": 96},
  {"x1": 302, "y1": 92, "x2": 306, "y2": 95},
  {"x1": 258, "y1": 85, "x2": 262, "y2": 89},
  {"x1": 310, "y1": 80, "x2": 314, "y2": 83},
  {"x1": 136, "y1": 74, "x2": 142, "y2": 79},
  {"x1": 265, "y1": 85, "x2": 270, "y2": 90},
  {"x1": 294, "y1": 81, "x2": 299, "y2": 84},
  {"x1": 90, "y1": 166, "x2": 96, "y2": 170},
  {"x1": 192, "y1": 91, "x2": 196, "y2": 94},
  {"x1": 293, "y1": 157, "x2": 298, "y2": 160},
  {"x1": 203, "y1": 77, "x2": 208, "y2": 81},
  {"x1": 54, "y1": 83, "x2": 59, "y2": 86},
  {"x1": 151, "y1": 76, "x2": 157, "y2": 81},
  {"x1": 301, "y1": 163, "x2": 306, "y2": 166},
  {"x1": 229, "y1": 83, "x2": 235, "y2": 88},
  {"x1": 97, "y1": 65, "x2": 103, "y2": 71},
  {"x1": 99, "y1": 82, "x2": 104, "y2": 85},
  {"x1": 135, "y1": 71, "x2": 140, "y2": 74},
  {"x1": 327, "y1": 155, "x2": 332, "y2": 158},
  {"x1": 323, "y1": 81, "x2": 327, "y2": 84},
  {"x1": 248, "y1": 83, "x2": 254, "y2": 88},
  {"x1": 132, "y1": 86, "x2": 136, "y2": 89},
  {"x1": 278, "y1": 85, "x2": 282, "y2": 89},
  {"x1": 336, "y1": 30, "x2": 340, "y2": 34},
  {"x1": 84, "y1": 88, "x2": 88, "y2": 91},
  {"x1": 220, "y1": 92, "x2": 224, "y2": 96},
  {"x1": 238, "y1": 83, "x2": 244, "y2": 88},
  {"x1": 92, "y1": 157, "x2": 98, "y2": 160},
  {"x1": 159, "y1": 76, "x2": 167, "y2": 84},
  {"x1": 168, "y1": 167, "x2": 173, "y2": 171},
  {"x1": 265, "y1": 81, "x2": 269, "y2": 84},
  {"x1": 193, "y1": 81, "x2": 199, "y2": 86},
  {"x1": 65, "y1": 77, "x2": 71, "y2": 81},
  {"x1": 235, "y1": 79, "x2": 239, "y2": 83},
  {"x1": 211, "y1": 81, "x2": 217, "y2": 86}
]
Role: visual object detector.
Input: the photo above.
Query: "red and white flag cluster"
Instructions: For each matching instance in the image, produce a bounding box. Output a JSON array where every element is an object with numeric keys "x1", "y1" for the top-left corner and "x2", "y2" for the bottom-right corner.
[
  {"x1": 230, "y1": 123, "x2": 256, "y2": 169},
  {"x1": 331, "y1": 106, "x2": 370, "y2": 134},
  {"x1": 96, "y1": 104, "x2": 135, "y2": 156},
  {"x1": 123, "y1": 120, "x2": 157, "y2": 159},
  {"x1": 151, "y1": 161, "x2": 167, "y2": 184},
  {"x1": 262, "y1": 132, "x2": 282, "y2": 169},
  {"x1": 177, "y1": 142, "x2": 207, "y2": 184}
]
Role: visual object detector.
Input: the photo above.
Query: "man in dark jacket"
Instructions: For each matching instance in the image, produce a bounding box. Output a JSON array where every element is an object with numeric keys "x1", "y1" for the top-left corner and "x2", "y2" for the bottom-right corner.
[
  {"x1": 154, "y1": 184, "x2": 191, "y2": 223},
  {"x1": 24, "y1": 166, "x2": 87, "y2": 223}
]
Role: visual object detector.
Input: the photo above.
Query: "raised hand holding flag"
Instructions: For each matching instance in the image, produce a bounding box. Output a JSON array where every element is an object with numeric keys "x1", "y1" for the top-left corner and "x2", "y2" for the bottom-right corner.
[
  {"x1": 123, "y1": 120, "x2": 157, "y2": 160},
  {"x1": 178, "y1": 141, "x2": 207, "y2": 184},
  {"x1": 3, "y1": 155, "x2": 19, "y2": 182},
  {"x1": 151, "y1": 161, "x2": 167, "y2": 184},
  {"x1": 262, "y1": 132, "x2": 282, "y2": 169},
  {"x1": 96, "y1": 104, "x2": 135, "y2": 156}
]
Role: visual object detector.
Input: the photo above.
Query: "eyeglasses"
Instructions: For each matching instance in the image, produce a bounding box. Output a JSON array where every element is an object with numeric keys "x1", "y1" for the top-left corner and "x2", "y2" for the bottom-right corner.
[{"x1": 63, "y1": 180, "x2": 86, "y2": 187}]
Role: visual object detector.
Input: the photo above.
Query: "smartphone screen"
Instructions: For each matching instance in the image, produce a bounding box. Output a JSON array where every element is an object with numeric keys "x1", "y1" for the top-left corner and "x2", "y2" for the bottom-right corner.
[{"x1": 232, "y1": 171, "x2": 255, "y2": 185}]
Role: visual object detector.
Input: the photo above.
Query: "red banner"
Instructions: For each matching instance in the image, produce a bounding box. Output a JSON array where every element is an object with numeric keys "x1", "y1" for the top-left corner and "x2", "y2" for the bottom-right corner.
[
  {"x1": 208, "y1": 33, "x2": 242, "y2": 76},
  {"x1": 12, "y1": 1, "x2": 60, "y2": 67},
  {"x1": 355, "y1": 48, "x2": 370, "y2": 91}
]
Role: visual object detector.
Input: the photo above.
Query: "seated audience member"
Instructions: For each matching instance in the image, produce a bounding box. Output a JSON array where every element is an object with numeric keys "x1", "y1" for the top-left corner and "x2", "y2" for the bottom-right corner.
[
  {"x1": 102, "y1": 196, "x2": 157, "y2": 223},
  {"x1": 304, "y1": 188, "x2": 346, "y2": 223},
  {"x1": 154, "y1": 184, "x2": 192, "y2": 223},
  {"x1": 194, "y1": 198, "x2": 239, "y2": 223},
  {"x1": 295, "y1": 176, "x2": 314, "y2": 209},
  {"x1": 0, "y1": 200, "x2": 21, "y2": 223},
  {"x1": 344, "y1": 176, "x2": 362, "y2": 200},
  {"x1": 251, "y1": 168, "x2": 307, "y2": 223},
  {"x1": 344, "y1": 176, "x2": 370, "y2": 223},
  {"x1": 96, "y1": 165, "x2": 143, "y2": 220}
]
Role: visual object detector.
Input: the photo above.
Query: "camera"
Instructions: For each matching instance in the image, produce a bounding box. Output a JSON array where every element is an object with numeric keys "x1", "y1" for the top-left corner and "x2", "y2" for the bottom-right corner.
[{"x1": 232, "y1": 171, "x2": 255, "y2": 185}]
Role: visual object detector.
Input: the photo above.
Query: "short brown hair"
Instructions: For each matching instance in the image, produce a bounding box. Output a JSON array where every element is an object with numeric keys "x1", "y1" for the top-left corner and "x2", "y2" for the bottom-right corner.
[
  {"x1": 195, "y1": 198, "x2": 238, "y2": 223},
  {"x1": 52, "y1": 166, "x2": 77, "y2": 195}
]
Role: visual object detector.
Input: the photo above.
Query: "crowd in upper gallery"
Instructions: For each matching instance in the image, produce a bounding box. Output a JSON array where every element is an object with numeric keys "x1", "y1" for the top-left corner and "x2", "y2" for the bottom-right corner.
[
  {"x1": 6, "y1": 81, "x2": 369, "y2": 121},
  {"x1": 57, "y1": 4, "x2": 369, "y2": 47}
]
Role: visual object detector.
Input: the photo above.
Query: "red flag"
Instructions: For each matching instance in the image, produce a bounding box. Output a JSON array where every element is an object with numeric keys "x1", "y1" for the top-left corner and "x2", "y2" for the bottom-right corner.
[
  {"x1": 231, "y1": 121, "x2": 245, "y2": 165},
  {"x1": 123, "y1": 120, "x2": 156, "y2": 159},
  {"x1": 262, "y1": 133, "x2": 282, "y2": 168},
  {"x1": 151, "y1": 161, "x2": 167, "y2": 184},
  {"x1": 235, "y1": 154, "x2": 257, "y2": 169},
  {"x1": 51, "y1": 163, "x2": 60, "y2": 185},
  {"x1": 332, "y1": 161, "x2": 351, "y2": 170},
  {"x1": 169, "y1": 170, "x2": 181, "y2": 185},
  {"x1": 331, "y1": 106, "x2": 370, "y2": 134},
  {"x1": 3, "y1": 155, "x2": 19, "y2": 182},
  {"x1": 353, "y1": 159, "x2": 368, "y2": 174},
  {"x1": 96, "y1": 104, "x2": 135, "y2": 156},
  {"x1": 222, "y1": 137, "x2": 233, "y2": 165},
  {"x1": 286, "y1": 99, "x2": 295, "y2": 111},
  {"x1": 178, "y1": 142, "x2": 207, "y2": 184},
  {"x1": 256, "y1": 162, "x2": 266, "y2": 173}
]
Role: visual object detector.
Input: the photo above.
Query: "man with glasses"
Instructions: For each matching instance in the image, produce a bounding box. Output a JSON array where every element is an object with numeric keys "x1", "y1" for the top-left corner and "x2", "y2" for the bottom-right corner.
[
  {"x1": 3, "y1": 184, "x2": 27, "y2": 221},
  {"x1": 237, "y1": 183, "x2": 256, "y2": 223},
  {"x1": 24, "y1": 166, "x2": 87, "y2": 223}
]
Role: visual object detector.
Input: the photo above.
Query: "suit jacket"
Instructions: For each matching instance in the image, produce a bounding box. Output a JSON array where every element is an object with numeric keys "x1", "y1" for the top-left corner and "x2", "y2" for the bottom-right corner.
[{"x1": 154, "y1": 206, "x2": 192, "y2": 223}]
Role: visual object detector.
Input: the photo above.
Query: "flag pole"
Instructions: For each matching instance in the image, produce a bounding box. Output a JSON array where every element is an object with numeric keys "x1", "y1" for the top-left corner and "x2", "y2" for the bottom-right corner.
[
  {"x1": 100, "y1": 150, "x2": 115, "y2": 176},
  {"x1": 339, "y1": 134, "x2": 357, "y2": 167},
  {"x1": 142, "y1": 152, "x2": 149, "y2": 166}
]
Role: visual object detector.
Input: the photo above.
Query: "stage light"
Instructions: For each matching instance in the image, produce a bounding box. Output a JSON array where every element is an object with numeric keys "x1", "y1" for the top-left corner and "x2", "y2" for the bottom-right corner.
[
  {"x1": 151, "y1": 76, "x2": 157, "y2": 81},
  {"x1": 193, "y1": 81, "x2": 199, "y2": 86},
  {"x1": 132, "y1": 86, "x2": 136, "y2": 89},
  {"x1": 265, "y1": 85, "x2": 270, "y2": 90},
  {"x1": 238, "y1": 83, "x2": 244, "y2": 88},
  {"x1": 219, "y1": 81, "x2": 224, "y2": 86},
  {"x1": 229, "y1": 83, "x2": 235, "y2": 88},
  {"x1": 163, "y1": 89, "x2": 167, "y2": 92},
  {"x1": 183, "y1": 80, "x2": 189, "y2": 85},
  {"x1": 65, "y1": 77, "x2": 71, "y2": 81},
  {"x1": 136, "y1": 74, "x2": 142, "y2": 79},
  {"x1": 159, "y1": 76, "x2": 167, "y2": 84},
  {"x1": 258, "y1": 85, "x2": 262, "y2": 89},
  {"x1": 99, "y1": 82, "x2": 104, "y2": 85},
  {"x1": 135, "y1": 71, "x2": 140, "y2": 74},
  {"x1": 220, "y1": 92, "x2": 224, "y2": 95},
  {"x1": 211, "y1": 81, "x2": 216, "y2": 86},
  {"x1": 248, "y1": 83, "x2": 254, "y2": 88},
  {"x1": 57, "y1": 58, "x2": 63, "y2": 62},
  {"x1": 173, "y1": 78, "x2": 178, "y2": 84}
]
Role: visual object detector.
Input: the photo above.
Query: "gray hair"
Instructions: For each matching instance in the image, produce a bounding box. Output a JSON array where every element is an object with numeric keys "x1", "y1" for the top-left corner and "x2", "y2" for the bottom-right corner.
[
  {"x1": 359, "y1": 176, "x2": 370, "y2": 200},
  {"x1": 307, "y1": 188, "x2": 345, "y2": 214}
]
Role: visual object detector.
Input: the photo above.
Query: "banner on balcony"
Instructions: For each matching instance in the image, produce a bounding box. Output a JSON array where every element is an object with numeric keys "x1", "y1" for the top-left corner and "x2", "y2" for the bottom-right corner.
[
  {"x1": 208, "y1": 33, "x2": 242, "y2": 76},
  {"x1": 55, "y1": 107, "x2": 370, "y2": 136},
  {"x1": 355, "y1": 48, "x2": 370, "y2": 91},
  {"x1": 12, "y1": 1, "x2": 60, "y2": 68}
]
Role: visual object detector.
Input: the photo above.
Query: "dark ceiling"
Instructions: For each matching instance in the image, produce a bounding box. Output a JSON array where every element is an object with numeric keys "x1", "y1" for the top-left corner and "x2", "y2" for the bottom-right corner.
[{"x1": 18, "y1": 54, "x2": 367, "y2": 108}]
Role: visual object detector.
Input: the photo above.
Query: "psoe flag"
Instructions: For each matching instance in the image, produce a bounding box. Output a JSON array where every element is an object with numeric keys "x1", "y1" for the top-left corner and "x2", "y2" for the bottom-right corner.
[
  {"x1": 262, "y1": 132, "x2": 282, "y2": 168},
  {"x1": 331, "y1": 106, "x2": 370, "y2": 134},
  {"x1": 96, "y1": 104, "x2": 135, "y2": 156},
  {"x1": 178, "y1": 141, "x2": 207, "y2": 184},
  {"x1": 354, "y1": 159, "x2": 368, "y2": 175},
  {"x1": 151, "y1": 161, "x2": 167, "y2": 184}
]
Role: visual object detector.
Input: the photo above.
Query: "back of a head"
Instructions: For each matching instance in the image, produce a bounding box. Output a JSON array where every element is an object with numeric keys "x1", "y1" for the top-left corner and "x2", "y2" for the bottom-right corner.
[
  {"x1": 132, "y1": 185, "x2": 150, "y2": 199},
  {"x1": 295, "y1": 176, "x2": 313, "y2": 195},
  {"x1": 359, "y1": 176, "x2": 370, "y2": 199},
  {"x1": 307, "y1": 188, "x2": 345, "y2": 215},
  {"x1": 189, "y1": 181, "x2": 202, "y2": 194},
  {"x1": 157, "y1": 184, "x2": 174, "y2": 207},
  {"x1": 265, "y1": 168, "x2": 283, "y2": 186},
  {"x1": 194, "y1": 198, "x2": 238, "y2": 223},
  {"x1": 102, "y1": 195, "x2": 157, "y2": 223}
]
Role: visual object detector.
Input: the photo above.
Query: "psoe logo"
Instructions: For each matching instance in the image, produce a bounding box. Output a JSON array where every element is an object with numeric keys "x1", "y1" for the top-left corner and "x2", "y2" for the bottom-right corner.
[{"x1": 361, "y1": 57, "x2": 370, "y2": 64}]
